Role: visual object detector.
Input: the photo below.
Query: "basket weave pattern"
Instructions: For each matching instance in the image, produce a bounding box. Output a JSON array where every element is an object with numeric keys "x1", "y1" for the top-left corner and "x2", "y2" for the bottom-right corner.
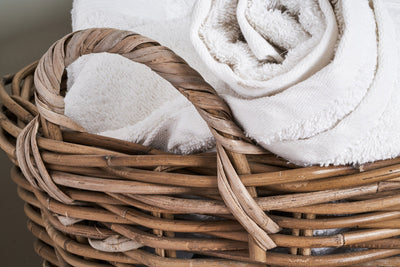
[{"x1": 1, "y1": 28, "x2": 400, "y2": 266}]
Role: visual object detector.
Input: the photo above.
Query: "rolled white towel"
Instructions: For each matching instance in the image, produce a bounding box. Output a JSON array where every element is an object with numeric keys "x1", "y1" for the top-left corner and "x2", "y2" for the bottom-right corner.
[
  {"x1": 191, "y1": 0, "x2": 400, "y2": 166},
  {"x1": 192, "y1": 0, "x2": 338, "y2": 97}
]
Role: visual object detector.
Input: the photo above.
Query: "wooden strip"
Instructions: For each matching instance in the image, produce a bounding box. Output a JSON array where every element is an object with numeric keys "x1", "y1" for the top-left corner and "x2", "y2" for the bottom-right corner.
[{"x1": 108, "y1": 223, "x2": 247, "y2": 251}]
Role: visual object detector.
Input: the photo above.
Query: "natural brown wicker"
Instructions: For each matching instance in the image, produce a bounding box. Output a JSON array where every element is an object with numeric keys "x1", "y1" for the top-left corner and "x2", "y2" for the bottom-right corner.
[{"x1": 2, "y1": 28, "x2": 400, "y2": 266}]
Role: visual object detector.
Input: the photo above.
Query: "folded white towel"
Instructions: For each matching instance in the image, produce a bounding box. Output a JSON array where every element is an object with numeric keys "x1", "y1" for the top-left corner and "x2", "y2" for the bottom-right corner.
[
  {"x1": 68, "y1": 0, "x2": 400, "y2": 167},
  {"x1": 67, "y1": 0, "x2": 217, "y2": 154}
]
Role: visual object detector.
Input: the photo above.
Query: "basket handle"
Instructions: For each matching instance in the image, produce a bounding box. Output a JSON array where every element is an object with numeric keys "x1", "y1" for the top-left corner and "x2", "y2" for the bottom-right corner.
[
  {"x1": 32, "y1": 28, "x2": 279, "y2": 251},
  {"x1": 33, "y1": 28, "x2": 263, "y2": 154}
]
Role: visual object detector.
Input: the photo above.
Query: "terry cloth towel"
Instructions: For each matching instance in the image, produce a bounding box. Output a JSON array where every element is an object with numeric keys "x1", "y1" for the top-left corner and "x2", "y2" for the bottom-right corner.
[
  {"x1": 192, "y1": 0, "x2": 400, "y2": 166},
  {"x1": 67, "y1": 0, "x2": 400, "y2": 167},
  {"x1": 67, "y1": 0, "x2": 218, "y2": 155}
]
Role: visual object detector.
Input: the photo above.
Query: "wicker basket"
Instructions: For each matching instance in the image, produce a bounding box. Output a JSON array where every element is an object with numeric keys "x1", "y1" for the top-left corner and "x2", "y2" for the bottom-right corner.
[{"x1": 2, "y1": 28, "x2": 400, "y2": 266}]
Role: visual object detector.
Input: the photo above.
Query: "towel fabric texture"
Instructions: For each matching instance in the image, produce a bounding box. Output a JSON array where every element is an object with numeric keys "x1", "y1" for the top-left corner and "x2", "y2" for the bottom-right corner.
[
  {"x1": 67, "y1": 0, "x2": 216, "y2": 155},
  {"x1": 67, "y1": 0, "x2": 400, "y2": 166}
]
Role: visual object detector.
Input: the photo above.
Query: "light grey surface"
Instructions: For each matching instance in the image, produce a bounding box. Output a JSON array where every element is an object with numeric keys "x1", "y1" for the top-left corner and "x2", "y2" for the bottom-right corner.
[{"x1": 0, "y1": 1, "x2": 71, "y2": 266}]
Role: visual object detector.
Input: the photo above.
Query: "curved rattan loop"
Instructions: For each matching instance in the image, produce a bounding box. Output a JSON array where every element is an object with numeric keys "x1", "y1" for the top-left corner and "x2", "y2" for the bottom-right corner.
[
  {"x1": 16, "y1": 117, "x2": 73, "y2": 203},
  {"x1": 31, "y1": 28, "x2": 274, "y2": 249},
  {"x1": 33, "y1": 28, "x2": 264, "y2": 154},
  {"x1": 217, "y1": 144, "x2": 279, "y2": 250}
]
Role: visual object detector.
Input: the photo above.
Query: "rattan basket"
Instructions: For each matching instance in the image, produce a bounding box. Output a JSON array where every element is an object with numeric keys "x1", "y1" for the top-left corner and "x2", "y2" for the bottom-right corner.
[{"x1": 2, "y1": 28, "x2": 400, "y2": 266}]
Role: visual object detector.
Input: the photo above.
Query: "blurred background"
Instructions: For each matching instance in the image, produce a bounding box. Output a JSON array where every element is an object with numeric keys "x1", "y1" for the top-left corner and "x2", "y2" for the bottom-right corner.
[{"x1": 0, "y1": 1, "x2": 71, "y2": 265}]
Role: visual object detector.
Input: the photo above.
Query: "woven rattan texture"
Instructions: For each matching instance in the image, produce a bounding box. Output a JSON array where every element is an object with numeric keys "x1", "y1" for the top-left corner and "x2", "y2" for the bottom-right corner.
[{"x1": 1, "y1": 28, "x2": 400, "y2": 266}]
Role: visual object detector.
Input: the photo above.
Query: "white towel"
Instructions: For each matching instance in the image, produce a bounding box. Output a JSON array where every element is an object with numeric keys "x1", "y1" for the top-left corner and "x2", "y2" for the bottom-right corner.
[
  {"x1": 67, "y1": 0, "x2": 217, "y2": 154},
  {"x1": 192, "y1": 0, "x2": 338, "y2": 97},
  {"x1": 191, "y1": 0, "x2": 400, "y2": 166},
  {"x1": 68, "y1": 0, "x2": 400, "y2": 166}
]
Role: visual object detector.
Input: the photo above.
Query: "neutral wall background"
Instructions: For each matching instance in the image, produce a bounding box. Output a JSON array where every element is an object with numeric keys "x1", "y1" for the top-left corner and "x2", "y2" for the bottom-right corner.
[{"x1": 0, "y1": 1, "x2": 71, "y2": 265}]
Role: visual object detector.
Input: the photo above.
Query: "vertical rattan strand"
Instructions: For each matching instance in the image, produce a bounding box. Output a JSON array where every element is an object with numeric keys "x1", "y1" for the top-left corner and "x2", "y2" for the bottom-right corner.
[
  {"x1": 300, "y1": 213, "x2": 316, "y2": 255},
  {"x1": 152, "y1": 211, "x2": 166, "y2": 257},
  {"x1": 227, "y1": 151, "x2": 267, "y2": 262},
  {"x1": 42, "y1": 119, "x2": 63, "y2": 141},
  {"x1": 40, "y1": 116, "x2": 51, "y2": 140},
  {"x1": 290, "y1": 212, "x2": 302, "y2": 255},
  {"x1": 154, "y1": 166, "x2": 177, "y2": 258},
  {"x1": 163, "y1": 213, "x2": 177, "y2": 258}
]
